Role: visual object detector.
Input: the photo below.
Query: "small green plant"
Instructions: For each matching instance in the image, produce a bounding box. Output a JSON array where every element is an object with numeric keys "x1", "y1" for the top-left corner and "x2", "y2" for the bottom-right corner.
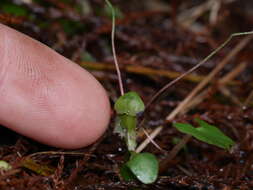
[
  {"x1": 114, "y1": 92, "x2": 158, "y2": 184},
  {"x1": 173, "y1": 118, "x2": 235, "y2": 150},
  {"x1": 105, "y1": 0, "x2": 158, "y2": 184},
  {"x1": 105, "y1": 0, "x2": 252, "y2": 185},
  {"x1": 114, "y1": 91, "x2": 145, "y2": 151}
]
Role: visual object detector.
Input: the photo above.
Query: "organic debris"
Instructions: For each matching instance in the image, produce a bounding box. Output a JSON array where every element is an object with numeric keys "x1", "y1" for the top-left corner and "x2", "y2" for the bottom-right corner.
[{"x1": 0, "y1": 0, "x2": 253, "y2": 189}]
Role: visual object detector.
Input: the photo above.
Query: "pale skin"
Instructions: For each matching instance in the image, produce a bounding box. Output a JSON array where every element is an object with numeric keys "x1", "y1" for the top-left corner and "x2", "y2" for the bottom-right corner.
[{"x1": 0, "y1": 23, "x2": 111, "y2": 149}]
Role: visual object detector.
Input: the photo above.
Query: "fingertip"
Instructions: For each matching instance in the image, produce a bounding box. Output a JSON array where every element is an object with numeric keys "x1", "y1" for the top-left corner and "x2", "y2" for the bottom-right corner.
[{"x1": 0, "y1": 24, "x2": 111, "y2": 149}]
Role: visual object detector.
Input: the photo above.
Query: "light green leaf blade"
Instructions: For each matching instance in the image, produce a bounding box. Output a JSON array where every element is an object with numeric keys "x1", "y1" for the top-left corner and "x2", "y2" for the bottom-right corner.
[
  {"x1": 114, "y1": 91, "x2": 145, "y2": 116},
  {"x1": 126, "y1": 153, "x2": 158, "y2": 184},
  {"x1": 0, "y1": 160, "x2": 12, "y2": 170},
  {"x1": 195, "y1": 118, "x2": 235, "y2": 149},
  {"x1": 173, "y1": 120, "x2": 235, "y2": 150}
]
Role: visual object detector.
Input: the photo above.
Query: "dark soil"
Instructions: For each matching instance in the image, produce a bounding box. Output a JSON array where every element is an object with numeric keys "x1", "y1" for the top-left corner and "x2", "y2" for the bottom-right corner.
[{"x1": 0, "y1": 0, "x2": 253, "y2": 189}]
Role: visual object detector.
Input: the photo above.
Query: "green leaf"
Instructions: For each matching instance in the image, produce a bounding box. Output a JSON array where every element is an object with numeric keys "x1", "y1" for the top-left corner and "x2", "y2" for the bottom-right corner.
[
  {"x1": 0, "y1": 160, "x2": 12, "y2": 170},
  {"x1": 2, "y1": 4, "x2": 28, "y2": 16},
  {"x1": 173, "y1": 119, "x2": 235, "y2": 150},
  {"x1": 126, "y1": 153, "x2": 158, "y2": 184},
  {"x1": 114, "y1": 91, "x2": 145, "y2": 116}
]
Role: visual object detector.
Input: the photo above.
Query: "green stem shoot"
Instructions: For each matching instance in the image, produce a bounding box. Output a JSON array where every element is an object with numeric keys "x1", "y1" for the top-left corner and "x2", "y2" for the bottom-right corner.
[{"x1": 105, "y1": 0, "x2": 124, "y2": 95}]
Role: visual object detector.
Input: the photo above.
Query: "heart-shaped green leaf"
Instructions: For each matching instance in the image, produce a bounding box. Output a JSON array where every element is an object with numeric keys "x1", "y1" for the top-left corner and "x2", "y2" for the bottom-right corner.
[
  {"x1": 114, "y1": 91, "x2": 145, "y2": 116},
  {"x1": 126, "y1": 152, "x2": 158, "y2": 184},
  {"x1": 173, "y1": 119, "x2": 235, "y2": 150}
]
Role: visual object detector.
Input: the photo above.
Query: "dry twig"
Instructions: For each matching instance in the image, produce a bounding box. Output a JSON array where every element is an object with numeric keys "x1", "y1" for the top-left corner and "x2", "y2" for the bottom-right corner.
[
  {"x1": 136, "y1": 35, "x2": 253, "y2": 153},
  {"x1": 182, "y1": 62, "x2": 246, "y2": 113}
]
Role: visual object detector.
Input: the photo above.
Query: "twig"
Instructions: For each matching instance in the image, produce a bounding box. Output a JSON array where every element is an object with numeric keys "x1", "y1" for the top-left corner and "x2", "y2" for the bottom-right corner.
[
  {"x1": 81, "y1": 62, "x2": 235, "y2": 84},
  {"x1": 159, "y1": 135, "x2": 192, "y2": 173},
  {"x1": 136, "y1": 34, "x2": 253, "y2": 153},
  {"x1": 209, "y1": 0, "x2": 221, "y2": 25},
  {"x1": 166, "y1": 35, "x2": 252, "y2": 121},
  {"x1": 219, "y1": 62, "x2": 246, "y2": 85},
  {"x1": 220, "y1": 87, "x2": 243, "y2": 106},
  {"x1": 177, "y1": 0, "x2": 213, "y2": 28},
  {"x1": 81, "y1": 62, "x2": 249, "y2": 88},
  {"x1": 182, "y1": 62, "x2": 246, "y2": 113},
  {"x1": 141, "y1": 128, "x2": 165, "y2": 153},
  {"x1": 105, "y1": 0, "x2": 124, "y2": 95},
  {"x1": 243, "y1": 90, "x2": 253, "y2": 107},
  {"x1": 145, "y1": 31, "x2": 253, "y2": 109},
  {"x1": 176, "y1": 165, "x2": 193, "y2": 176},
  {"x1": 27, "y1": 151, "x2": 89, "y2": 158},
  {"x1": 180, "y1": 90, "x2": 208, "y2": 115}
]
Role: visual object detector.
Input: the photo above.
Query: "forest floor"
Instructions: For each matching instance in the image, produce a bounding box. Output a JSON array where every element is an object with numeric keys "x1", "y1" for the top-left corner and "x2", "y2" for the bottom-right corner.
[{"x1": 0, "y1": 0, "x2": 253, "y2": 189}]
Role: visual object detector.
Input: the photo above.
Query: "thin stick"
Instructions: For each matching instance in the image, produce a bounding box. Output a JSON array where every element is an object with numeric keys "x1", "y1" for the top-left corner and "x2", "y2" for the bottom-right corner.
[
  {"x1": 81, "y1": 62, "x2": 207, "y2": 83},
  {"x1": 220, "y1": 87, "x2": 243, "y2": 106},
  {"x1": 145, "y1": 31, "x2": 253, "y2": 109},
  {"x1": 142, "y1": 128, "x2": 165, "y2": 153},
  {"x1": 27, "y1": 151, "x2": 88, "y2": 158},
  {"x1": 159, "y1": 134, "x2": 192, "y2": 173},
  {"x1": 136, "y1": 126, "x2": 163, "y2": 153},
  {"x1": 105, "y1": 0, "x2": 124, "y2": 95},
  {"x1": 182, "y1": 62, "x2": 246, "y2": 113},
  {"x1": 166, "y1": 35, "x2": 252, "y2": 121},
  {"x1": 136, "y1": 34, "x2": 253, "y2": 153},
  {"x1": 243, "y1": 90, "x2": 253, "y2": 107},
  {"x1": 219, "y1": 62, "x2": 246, "y2": 85},
  {"x1": 177, "y1": 0, "x2": 212, "y2": 28},
  {"x1": 81, "y1": 62, "x2": 245, "y2": 87}
]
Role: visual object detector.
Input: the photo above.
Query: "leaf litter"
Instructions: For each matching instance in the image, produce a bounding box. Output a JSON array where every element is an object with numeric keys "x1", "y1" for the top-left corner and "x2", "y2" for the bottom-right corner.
[{"x1": 0, "y1": 0, "x2": 253, "y2": 189}]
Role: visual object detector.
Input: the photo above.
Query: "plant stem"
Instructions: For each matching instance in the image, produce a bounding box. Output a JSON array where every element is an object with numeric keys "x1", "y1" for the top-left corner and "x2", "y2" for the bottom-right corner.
[{"x1": 105, "y1": 0, "x2": 124, "y2": 95}]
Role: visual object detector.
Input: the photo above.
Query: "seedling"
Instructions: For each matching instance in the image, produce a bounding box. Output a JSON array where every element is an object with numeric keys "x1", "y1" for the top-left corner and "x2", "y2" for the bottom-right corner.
[
  {"x1": 114, "y1": 92, "x2": 158, "y2": 184},
  {"x1": 173, "y1": 118, "x2": 235, "y2": 150},
  {"x1": 114, "y1": 91, "x2": 145, "y2": 151},
  {"x1": 105, "y1": 0, "x2": 252, "y2": 185},
  {"x1": 105, "y1": 0, "x2": 158, "y2": 184}
]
